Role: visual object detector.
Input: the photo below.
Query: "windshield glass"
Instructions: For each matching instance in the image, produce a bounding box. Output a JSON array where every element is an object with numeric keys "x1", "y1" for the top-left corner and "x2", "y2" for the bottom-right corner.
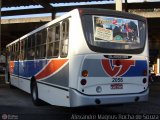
[{"x1": 82, "y1": 15, "x2": 146, "y2": 53}]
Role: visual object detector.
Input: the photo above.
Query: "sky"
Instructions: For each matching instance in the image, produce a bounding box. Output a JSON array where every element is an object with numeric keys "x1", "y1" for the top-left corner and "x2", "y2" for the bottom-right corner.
[{"x1": 1, "y1": 0, "x2": 160, "y2": 19}]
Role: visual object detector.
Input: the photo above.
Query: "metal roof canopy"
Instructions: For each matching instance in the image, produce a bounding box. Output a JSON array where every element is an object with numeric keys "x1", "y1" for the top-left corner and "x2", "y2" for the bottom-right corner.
[
  {"x1": 2, "y1": 0, "x2": 160, "y2": 19},
  {"x1": 2, "y1": 0, "x2": 102, "y2": 7},
  {"x1": 2, "y1": 0, "x2": 116, "y2": 19},
  {"x1": 1, "y1": 0, "x2": 160, "y2": 50}
]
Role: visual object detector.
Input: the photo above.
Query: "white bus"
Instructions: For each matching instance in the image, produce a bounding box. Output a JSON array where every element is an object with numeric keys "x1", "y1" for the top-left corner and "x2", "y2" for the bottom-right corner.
[{"x1": 6, "y1": 8, "x2": 149, "y2": 107}]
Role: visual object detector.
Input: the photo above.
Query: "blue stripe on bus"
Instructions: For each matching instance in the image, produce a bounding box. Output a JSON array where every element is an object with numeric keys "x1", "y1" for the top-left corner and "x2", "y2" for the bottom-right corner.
[
  {"x1": 12, "y1": 60, "x2": 48, "y2": 77},
  {"x1": 123, "y1": 60, "x2": 147, "y2": 77}
]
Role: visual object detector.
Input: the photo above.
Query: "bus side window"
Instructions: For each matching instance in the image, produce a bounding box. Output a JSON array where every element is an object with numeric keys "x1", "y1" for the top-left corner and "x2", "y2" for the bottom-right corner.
[
  {"x1": 11, "y1": 45, "x2": 14, "y2": 61},
  {"x1": 27, "y1": 35, "x2": 35, "y2": 60},
  {"x1": 20, "y1": 40, "x2": 25, "y2": 60},
  {"x1": 54, "y1": 25, "x2": 60, "y2": 56},
  {"x1": 41, "y1": 29, "x2": 47, "y2": 58},
  {"x1": 10, "y1": 45, "x2": 14, "y2": 61},
  {"x1": 61, "y1": 20, "x2": 69, "y2": 58},
  {"x1": 24, "y1": 38, "x2": 28, "y2": 60},
  {"x1": 47, "y1": 27, "x2": 53, "y2": 57},
  {"x1": 35, "y1": 29, "x2": 47, "y2": 59},
  {"x1": 47, "y1": 24, "x2": 60, "y2": 58},
  {"x1": 36, "y1": 32, "x2": 41, "y2": 58},
  {"x1": 13, "y1": 44, "x2": 16, "y2": 61},
  {"x1": 15, "y1": 42, "x2": 19, "y2": 61}
]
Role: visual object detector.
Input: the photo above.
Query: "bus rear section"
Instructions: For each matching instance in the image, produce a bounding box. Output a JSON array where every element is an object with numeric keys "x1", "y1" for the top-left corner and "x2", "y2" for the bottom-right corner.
[
  {"x1": 69, "y1": 54, "x2": 149, "y2": 107},
  {"x1": 69, "y1": 9, "x2": 149, "y2": 107}
]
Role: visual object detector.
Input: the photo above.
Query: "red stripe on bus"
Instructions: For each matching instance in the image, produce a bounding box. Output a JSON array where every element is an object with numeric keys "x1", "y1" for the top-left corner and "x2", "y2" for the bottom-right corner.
[{"x1": 35, "y1": 59, "x2": 68, "y2": 80}]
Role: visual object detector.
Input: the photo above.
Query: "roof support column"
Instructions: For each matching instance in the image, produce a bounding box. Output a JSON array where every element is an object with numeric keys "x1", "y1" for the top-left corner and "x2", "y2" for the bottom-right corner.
[
  {"x1": 0, "y1": 0, "x2": 1, "y2": 54},
  {"x1": 52, "y1": 12, "x2": 55, "y2": 20},
  {"x1": 32, "y1": 0, "x2": 55, "y2": 20},
  {"x1": 125, "y1": 0, "x2": 128, "y2": 12}
]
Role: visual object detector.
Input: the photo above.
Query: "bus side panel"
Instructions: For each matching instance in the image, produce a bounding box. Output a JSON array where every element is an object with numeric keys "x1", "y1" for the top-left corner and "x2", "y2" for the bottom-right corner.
[
  {"x1": 19, "y1": 77, "x2": 31, "y2": 93},
  {"x1": 10, "y1": 75, "x2": 19, "y2": 88},
  {"x1": 37, "y1": 83, "x2": 70, "y2": 107},
  {"x1": 35, "y1": 59, "x2": 70, "y2": 107},
  {"x1": 34, "y1": 59, "x2": 69, "y2": 86},
  {"x1": 69, "y1": 55, "x2": 84, "y2": 89},
  {"x1": 39, "y1": 63, "x2": 69, "y2": 87},
  {"x1": 17, "y1": 60, "x2": 48, "y2": 93},
  {"x1": 18, "y1": 61, "x2": 30, "y2": 93}
]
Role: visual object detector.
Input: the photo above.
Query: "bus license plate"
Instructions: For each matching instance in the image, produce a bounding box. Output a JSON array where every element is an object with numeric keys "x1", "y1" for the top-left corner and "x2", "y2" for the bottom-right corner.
[{"x1": 111, "y1": 83, "x2": 123, "y2": 89}]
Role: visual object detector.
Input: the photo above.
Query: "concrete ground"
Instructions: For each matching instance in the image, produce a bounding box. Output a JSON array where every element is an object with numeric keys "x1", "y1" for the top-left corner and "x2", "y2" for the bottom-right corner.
[{"x1": 0, "y1": 78, "x2": 160, "y2": 120}]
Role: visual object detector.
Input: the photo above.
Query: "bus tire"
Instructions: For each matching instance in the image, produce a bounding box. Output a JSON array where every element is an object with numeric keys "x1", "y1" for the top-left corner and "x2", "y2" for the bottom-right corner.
[{"x1": 31, "y1": 81, "x2": 42, "y2": 106}]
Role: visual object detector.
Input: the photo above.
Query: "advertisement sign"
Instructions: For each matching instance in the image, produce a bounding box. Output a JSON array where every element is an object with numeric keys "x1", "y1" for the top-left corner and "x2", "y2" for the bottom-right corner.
[{"x1": 93, "y1": 16, "x2": 139, "y2": 43}]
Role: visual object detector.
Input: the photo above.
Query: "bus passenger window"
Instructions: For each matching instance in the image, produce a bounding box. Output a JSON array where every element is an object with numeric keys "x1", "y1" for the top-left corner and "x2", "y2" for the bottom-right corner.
[
  {"x1": 10, "y1": 45, "x2": 14, "y2": 61},
  {"x1": 27, "y1": 49, "x2": 35, "y2": 60},
  {"x1": 36, "y1": 32, "x2": 42, "y2": 45},
  {"x1": 31, "y1": 35, "x2": 36, "y2": 47},
  {"x1": 42, "y1": 30, "x2": 47, "y2": 44},
  {"x1": 19, "y1": 41, "x2": 22, "y2": 60},
  {"x1": 47, "y1": 43, "x2": 53, "y2": 57},
  {"x1": 53, "y1": 25, "x2": 60, "y2": 56},
  {"x1": 53, "y1": 42, "x2": 59, "y2": 56},
  {"x1": 47, "y1": 24, "x2": 60, "y2": 58},
  {"x1": 55, "y1": 26, "x2": 60, "y2": 41},
  {"x1": 36, "y1": 46, "x2": 40, "y2": 58},
  {"x1": 26, "y1": 35, "x2": 35, "y2": 60},
  {"x1": 41, "y1": 45, "x2": 46, "y2": 58},
  {"x1": 35, "y1": 29, "x2": 47, "y2": 59},
  {"x1": 15, "y1": 43, "x2": 19, "y2": 61},
  {"x1": 61, "y1": 39, "x2": 68, "y2": 56},
  {"x1": 28, "y1": 37, "x2": 32, "y2": 49},
  {"x1": 61, "y1": 20, "x2": 69, "y2": 58}
]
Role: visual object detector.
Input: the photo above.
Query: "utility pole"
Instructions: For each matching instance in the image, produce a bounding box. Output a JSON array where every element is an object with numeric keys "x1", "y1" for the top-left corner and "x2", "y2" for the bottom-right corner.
[
  {"x1": 116, "y1": 0, "x2": 122, "y2": 11},
  {"x1": 125, "y1": 0, "x2": 128, "y2": 12},
  {"x1": 0, "y1": 0, "x2": 1, "y2": 55}
]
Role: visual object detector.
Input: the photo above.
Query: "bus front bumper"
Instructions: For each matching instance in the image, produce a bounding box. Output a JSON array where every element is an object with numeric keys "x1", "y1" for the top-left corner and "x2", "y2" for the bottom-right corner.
[{"x1": 69, "y1": 88, "x2": 149, "y2": 107}]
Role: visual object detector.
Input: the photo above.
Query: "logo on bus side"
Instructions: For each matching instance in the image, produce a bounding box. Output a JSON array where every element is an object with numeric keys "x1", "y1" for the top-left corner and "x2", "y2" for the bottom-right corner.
[{"x1": 102, "y1": 59, "x2": 135, "y2": 77}]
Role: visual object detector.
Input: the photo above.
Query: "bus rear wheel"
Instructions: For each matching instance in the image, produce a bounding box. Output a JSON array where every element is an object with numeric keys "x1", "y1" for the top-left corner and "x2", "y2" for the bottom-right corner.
[{"x1": 31, "y1": 81, "x2": 42, "y2": 106}]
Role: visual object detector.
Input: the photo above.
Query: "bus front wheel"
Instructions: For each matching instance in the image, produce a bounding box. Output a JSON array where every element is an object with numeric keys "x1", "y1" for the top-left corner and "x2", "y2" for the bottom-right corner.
[{"x1": 31, "y1": 81, "x2": 42, "y2": 106}]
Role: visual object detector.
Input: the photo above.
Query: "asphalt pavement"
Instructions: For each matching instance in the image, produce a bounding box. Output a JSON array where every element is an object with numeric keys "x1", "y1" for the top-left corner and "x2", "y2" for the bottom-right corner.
[{"x1": 0, "y1": 79, "x2": 160, "y2": 120}]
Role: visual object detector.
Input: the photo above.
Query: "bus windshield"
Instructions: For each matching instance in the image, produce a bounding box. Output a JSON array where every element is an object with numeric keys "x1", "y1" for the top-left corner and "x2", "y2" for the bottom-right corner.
[{"x1": 82, "y1": 15, "x2": 146, "y2": 54}]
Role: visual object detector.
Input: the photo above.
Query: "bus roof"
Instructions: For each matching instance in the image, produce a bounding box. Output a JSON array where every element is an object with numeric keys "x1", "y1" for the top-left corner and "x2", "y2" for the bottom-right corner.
[
  {"x1": 6, "y1": 8, "x2": 79, "y2": 47},
  {"x1": 6, "y1": 8, "x2": 146, "y2": 47}
]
